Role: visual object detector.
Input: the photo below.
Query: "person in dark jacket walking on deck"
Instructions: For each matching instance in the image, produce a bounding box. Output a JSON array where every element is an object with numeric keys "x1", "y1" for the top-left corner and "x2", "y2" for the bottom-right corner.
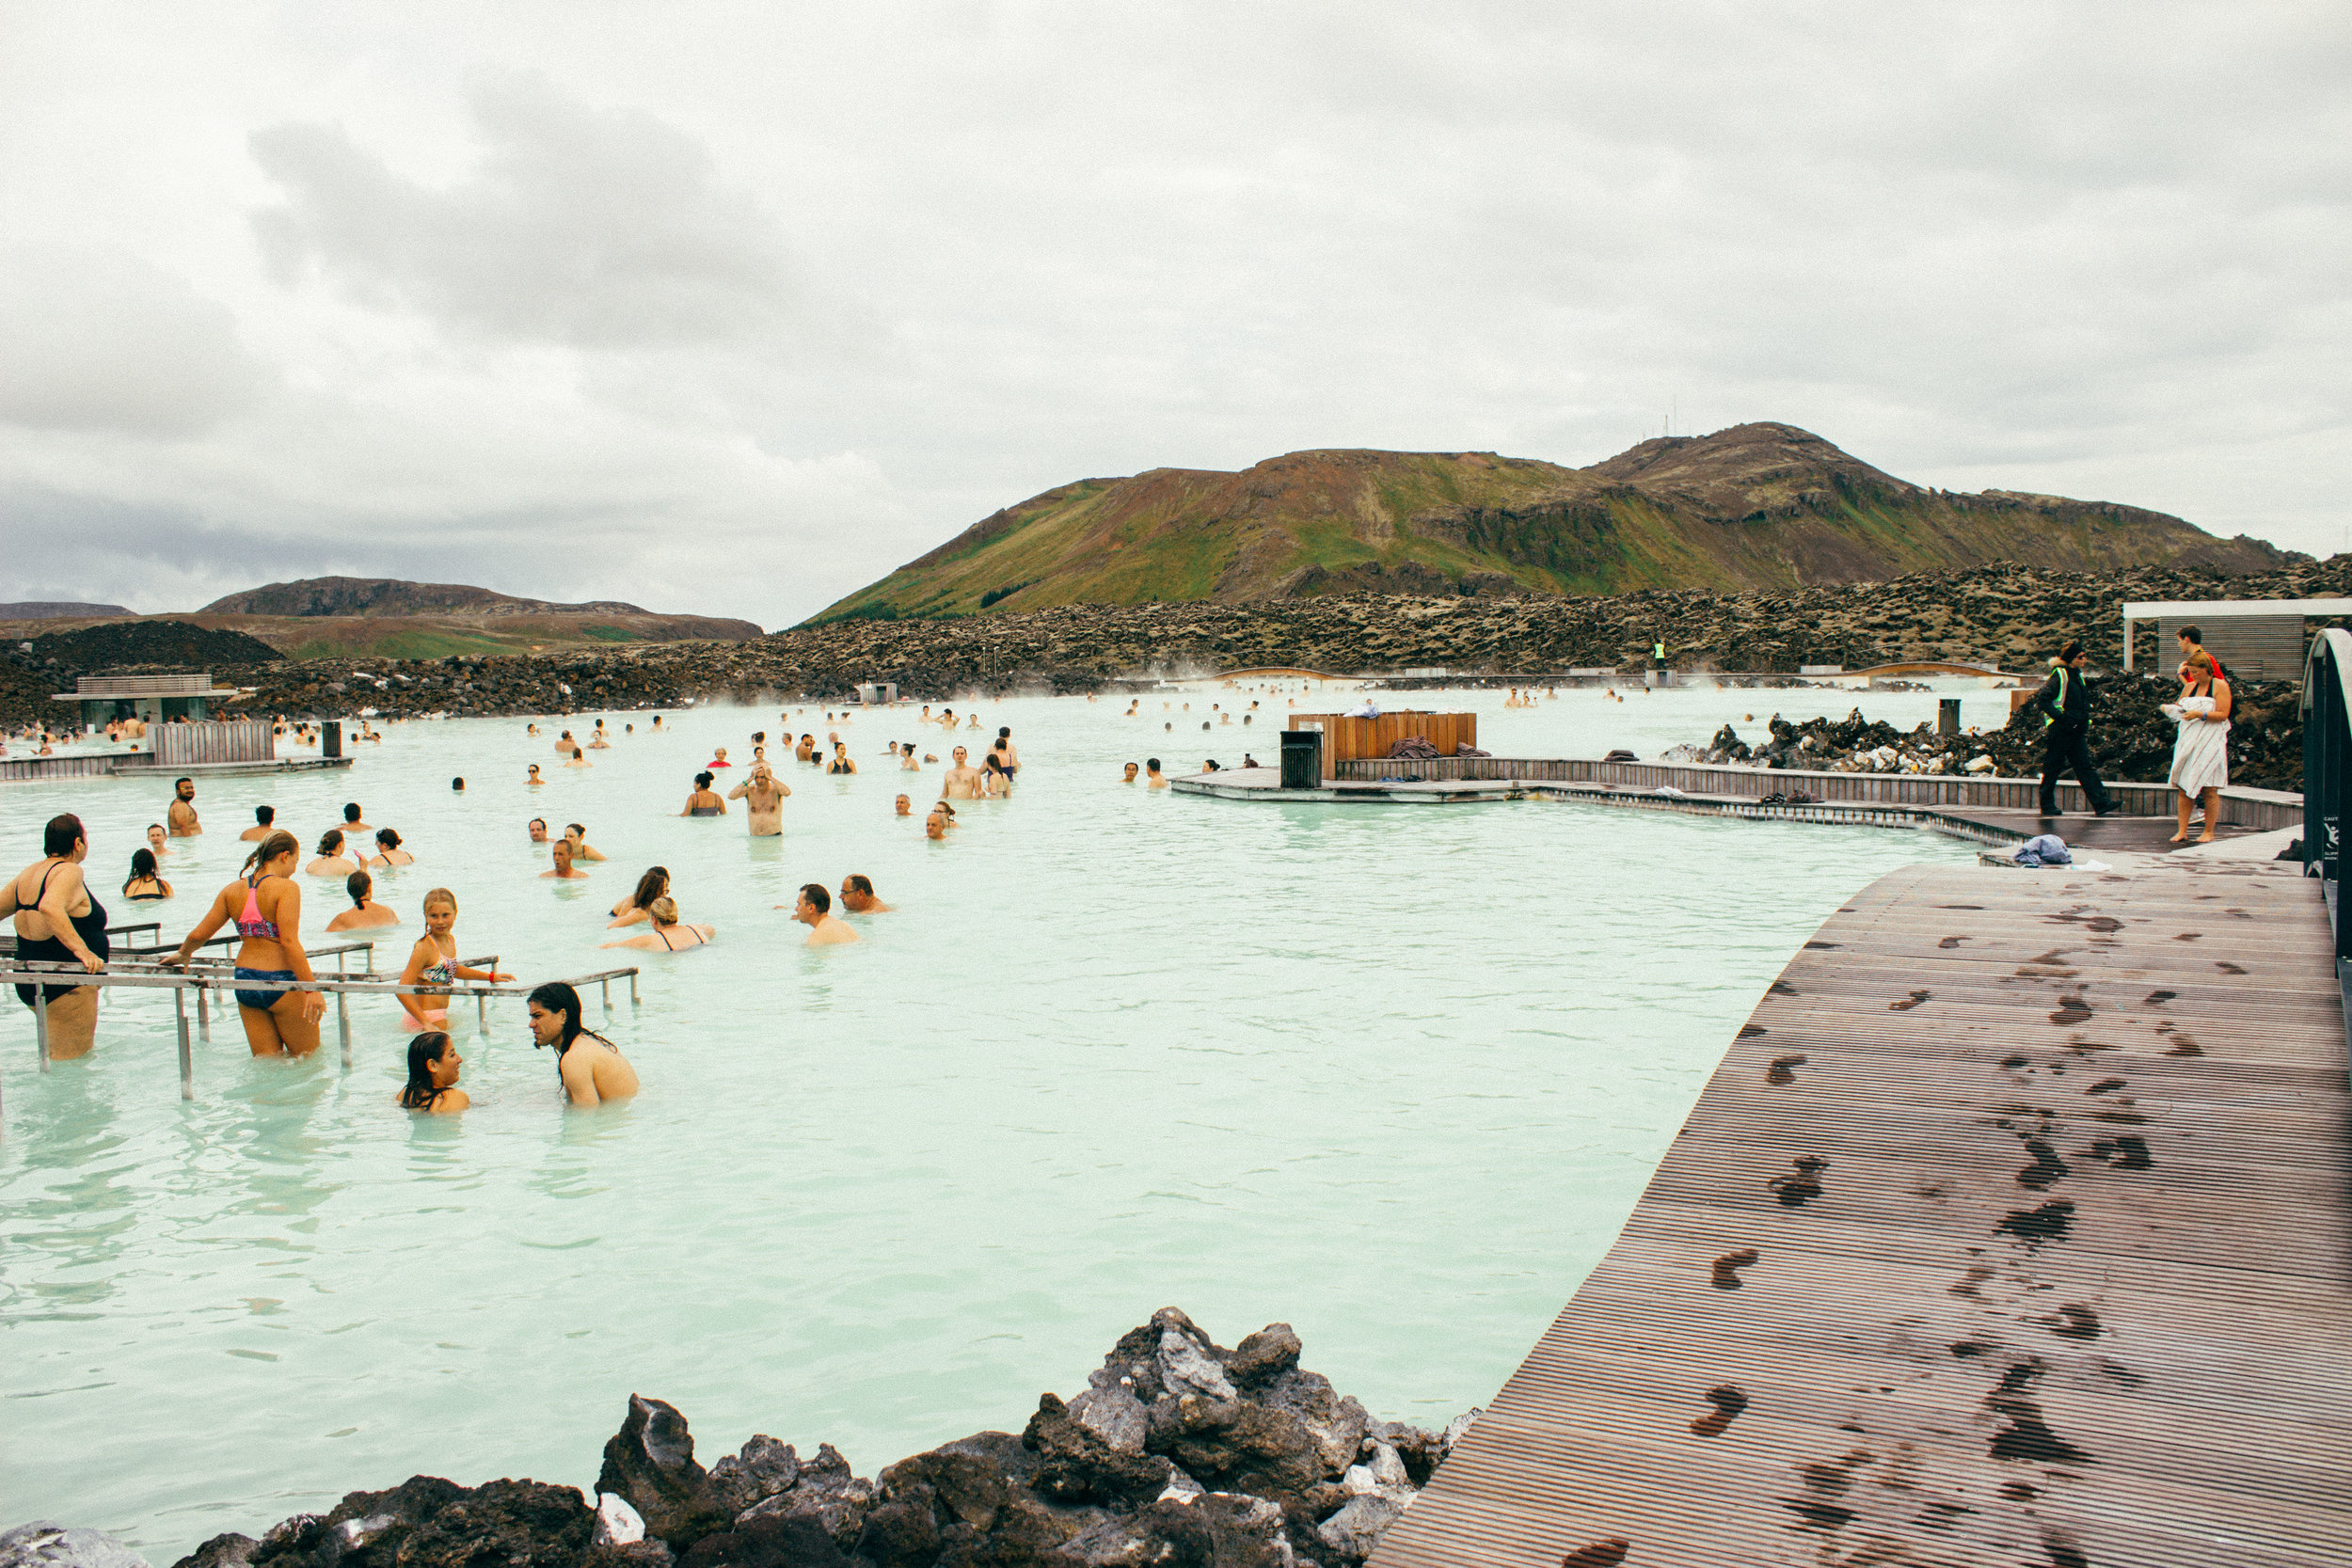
[{"x1": 2031, "y1": 641, "x2": 2121, "y2": 818}]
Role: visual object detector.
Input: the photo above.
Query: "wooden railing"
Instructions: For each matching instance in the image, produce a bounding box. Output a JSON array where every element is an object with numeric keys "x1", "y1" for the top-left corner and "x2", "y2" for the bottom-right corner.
[{"x1": 1288, "y1": 711, "x2": 1478, "y2": 778}]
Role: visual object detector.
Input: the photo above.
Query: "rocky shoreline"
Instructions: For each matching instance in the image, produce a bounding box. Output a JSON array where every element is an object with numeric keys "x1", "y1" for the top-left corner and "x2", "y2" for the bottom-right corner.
[
  {"x1": 8, "y1": 1311, "x2": 1469, "y2": 1568},
  {"x1": 5, "y1": 562, "x2": 2340, "y2": 761},
  {"x1": 1667, "y1": 673, "x2": 2303, "y2": 791}
]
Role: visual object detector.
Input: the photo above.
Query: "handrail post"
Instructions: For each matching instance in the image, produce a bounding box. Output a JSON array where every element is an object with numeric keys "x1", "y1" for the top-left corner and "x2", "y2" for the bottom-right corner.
[
  {"x1": 196, "y1": 981, "x2": 208, "y2": 1038},
  {"x1": 629, "y1": 971, "x2": 640, "y2": 1006},
  {"x1": 337, "y1": 990, "x2": 351, "y2": 1069},
  {"x1": 174, "y1": 987, "x2": 193, "y2": 1101},
  {"x1": 34, "y1": 986, "x2": 49, "y2": 1071},
  {"x1": 601, "y1": 978, "x2": 612, "y2": 1012}
]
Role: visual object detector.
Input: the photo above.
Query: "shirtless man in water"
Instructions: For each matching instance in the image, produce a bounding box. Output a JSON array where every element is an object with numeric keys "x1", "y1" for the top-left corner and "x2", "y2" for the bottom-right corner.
[
  {"x1": 940, "y1": 746, "x2": 985, "y2": 800},
  {"x1": 787, "y1": 881, "x2": 861, "y2": 944},
  {"x1": 541, "y1": 841, "x2": 591, "y2": 879},
  {"x1": 727, "y1": 762, "x2": 791, "y2": 835},
  {"x1": 167, "y1": 778, "x2": 201, "y2": 836},
  {"x1": 839, "y1": 874, "x2": 891, "y2": 913},
  {"x1": 529, "y1": 982, "x2": 639, "y2": 1107}
]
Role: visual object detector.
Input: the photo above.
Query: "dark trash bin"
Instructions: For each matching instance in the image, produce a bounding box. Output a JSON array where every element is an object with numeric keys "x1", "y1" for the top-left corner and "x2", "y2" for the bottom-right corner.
[
  {"x1": 1938, "y1": 697, "x2": 1961, "y2": 736},
  {"x1": 1279, "y1": 729, "x2": 1321, "y2": 789},
  {"x1": 321, "y1": 721, "x2": 342, "y2": 759}
]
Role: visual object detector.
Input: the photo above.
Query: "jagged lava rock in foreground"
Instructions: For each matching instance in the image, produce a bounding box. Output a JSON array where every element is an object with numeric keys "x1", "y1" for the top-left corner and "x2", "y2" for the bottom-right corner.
[{"x1": 127, "y1": 1311, "x2": 1470, "y2": 1568}]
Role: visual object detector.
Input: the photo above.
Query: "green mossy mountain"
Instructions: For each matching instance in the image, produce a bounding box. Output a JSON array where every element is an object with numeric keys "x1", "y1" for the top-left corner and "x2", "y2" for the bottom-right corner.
[{"x1": 812, "y1": 421, "x2": 2298, "y2": 623}]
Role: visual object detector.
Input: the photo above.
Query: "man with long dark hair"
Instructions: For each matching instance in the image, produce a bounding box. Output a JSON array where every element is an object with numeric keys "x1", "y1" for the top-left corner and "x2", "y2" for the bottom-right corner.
[{"x1": 526, "y1": 981, "x2": 639, "y2": 1106}]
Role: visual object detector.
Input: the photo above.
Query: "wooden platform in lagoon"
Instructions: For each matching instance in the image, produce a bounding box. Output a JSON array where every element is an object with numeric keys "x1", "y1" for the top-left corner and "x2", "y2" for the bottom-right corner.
[{"x1": 1371, "y1": 853, "x2": 2352, "y2": 1568}]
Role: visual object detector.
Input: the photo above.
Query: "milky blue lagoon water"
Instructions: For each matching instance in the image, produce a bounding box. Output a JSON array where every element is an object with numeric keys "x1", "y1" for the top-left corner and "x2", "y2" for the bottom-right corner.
[{"x1": 0, "y1": 684, "x2": 1988, "y2": 1552}]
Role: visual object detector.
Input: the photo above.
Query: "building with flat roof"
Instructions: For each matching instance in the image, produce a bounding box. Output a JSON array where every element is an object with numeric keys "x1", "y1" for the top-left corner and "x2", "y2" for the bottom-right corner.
[{"x1": 2122, "y1": 598, "x2": 2352, "y2": 682}]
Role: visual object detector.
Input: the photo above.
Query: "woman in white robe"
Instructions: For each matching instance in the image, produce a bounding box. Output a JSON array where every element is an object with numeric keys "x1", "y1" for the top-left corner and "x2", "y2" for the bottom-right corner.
[{"x1": 2166, "y1": 655, "x2": 2232, "y2": 844}]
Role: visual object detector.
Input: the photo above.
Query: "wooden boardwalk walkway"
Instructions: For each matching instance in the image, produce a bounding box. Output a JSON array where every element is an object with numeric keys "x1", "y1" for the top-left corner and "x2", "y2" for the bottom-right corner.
[{"x1": 1373, "y1": 856, "x2": 2352, "y2": 1568}]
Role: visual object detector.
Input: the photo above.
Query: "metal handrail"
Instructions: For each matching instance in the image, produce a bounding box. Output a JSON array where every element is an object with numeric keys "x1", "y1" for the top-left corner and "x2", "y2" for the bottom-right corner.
[
  {"x1": 2302, "y1": 628, "x2": 2351, "y2": 965},
  {"x1": 1, "y1": 958, "x2": 640, "y2": 1111}
]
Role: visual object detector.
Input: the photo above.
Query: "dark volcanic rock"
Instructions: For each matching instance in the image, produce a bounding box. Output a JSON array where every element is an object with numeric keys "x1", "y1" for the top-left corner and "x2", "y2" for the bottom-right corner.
[{"x1": 127, "y1": 1311, "x2": 1454, "y2": 1568}]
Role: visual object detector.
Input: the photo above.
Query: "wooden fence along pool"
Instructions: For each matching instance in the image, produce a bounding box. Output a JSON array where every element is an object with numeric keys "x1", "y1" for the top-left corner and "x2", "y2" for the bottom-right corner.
[{"x1": 1372, "y1": 856, "x2": 2352, "y2": 1568}]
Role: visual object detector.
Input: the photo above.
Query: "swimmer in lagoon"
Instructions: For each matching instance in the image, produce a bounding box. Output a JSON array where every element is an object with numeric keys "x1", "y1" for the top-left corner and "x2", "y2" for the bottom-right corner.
[
  {"x1": 541, "y1": 841, "x2": 591, "y2": 879},
  {"x1": 727, "y1": 761, "x2": 790, "y2": 835},
  {"x1": 398, "y1": 888, "x2": 511, "y2": 1031},
  {"x1": 9, "y1": 815, "x2": 108, "y2": 1059},
  {"x1": 796, "y1": 733, "x2": 817, "y2": 763},
  {"x1": 610, "y1": 865, "x2": 671, "y2": 927},
  {"x1": 681, "y1": 772, "x2": 726, "y2": 816},
  {"x1": 1146, "y1": 758, "x2": 1168, "y2": 788},
  {"x1": 707, "y1": 746, "x2": 733, "y2": 768},
  {"x1": 239, "y1": 805, "x2": 276, "y2": 843},
  {"x1": 895, "y1": 794, "x2": 913, "y2": 816},
  {"x1": 941, "y1": 746, "x2": 983, "y2": 799},
  {"x1": 123, "y1": 847, "x2": 171, "y2": 902},
  {"x1": 370, "y1": 829, "x2": 414, "y2": 868},
  {"x1": 982, "y1": 753, "x2": 1011, "y2": 795},
  {"x1": 164, "y1": 831, "x2": 325, "y2": 1056},
  {"x1": 827, "y1": 743, "x2": 857, "y2": 775},
  {"x1": 787, "y1": 881, "x2": 861, "y2": 944},
  {"x1": 995, "y1": 727, "x2": 1019, "y2": 773},
  {"x1": 564, "y1": 824, "x2": 609, "y2": 862},
  {"x1": 527, "y1": 723, "x2": 540, "y2": 736},
  {"x1": 528, "y1": 817, "x2": 550, "y2": 843},
  {"x1": 167, "y1": 778, "x2": 200, "y2": 836},
  {"x1": 326, "y1": 870, "x2": 399, "y2": 931},
  {"x1": 145, "y1": 822, "x2": 172, "y2": 860},
  {"x1": 564, "y1": 747, "x2": 594, "y2": 768},
  {"x1": 308, "y1": 830, "x2": 359, "y2": 878},
  {"x1": 924, "y1": 807, "x2": 946, "y2": 840},
  {"x1": 555, "y1": 731, "x2": 577, "y2": 756},
  {"x1": 529, "y1": 981, "x2": 639, "y2": 1107},
  {"x1": 1122, "y1": 762, "x2": 1139, "y2": 783},
  {"x1": 601, "y1": 895, "x2": 712, "y2": 951},
  {"x1": 342, "y1": 802, "x2": 372, "y2": 836},
  {"x1": 839, "y1": 874, "x2": 891, "y2": 913},
  {"x1": 900, "y1": 745, "x2": 921, "y2": 771},
  {"x1": 398, "y1": 1032, "x2": 468, "y2": 1113},
  {"x1": 527, "y1": 764, "x2": 543, "y2": 785}
]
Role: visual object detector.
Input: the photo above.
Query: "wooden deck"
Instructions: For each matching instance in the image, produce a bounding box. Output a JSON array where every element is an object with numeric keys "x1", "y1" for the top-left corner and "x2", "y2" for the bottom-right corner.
[{"x1": 1371, "y1": 856, "x2": 2352, "y2": 1568}]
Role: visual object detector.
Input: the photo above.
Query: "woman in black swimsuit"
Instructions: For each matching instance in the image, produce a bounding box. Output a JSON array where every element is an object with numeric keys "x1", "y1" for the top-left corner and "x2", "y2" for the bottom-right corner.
[
  {"x1": 8, "y1": 814, "x2": 109, "y2": 1059},
  {"x1": 122, "y1": 848, "x2": 172, "y2": 901},
  {"x1": 397, "y1": 1031, "x2": 469, "y2": 1114},
  {"x1": 679, "y1": 772, "x2": 725, "y2": 816},
  {"x1": 599, "y1": 896, "x2": 712, "y2": 951}
]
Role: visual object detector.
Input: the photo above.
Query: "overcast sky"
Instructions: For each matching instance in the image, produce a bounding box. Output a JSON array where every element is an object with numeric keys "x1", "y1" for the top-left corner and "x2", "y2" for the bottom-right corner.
[{"x1": 1, "y1": 4, "x2": 2344, "y2": 628}]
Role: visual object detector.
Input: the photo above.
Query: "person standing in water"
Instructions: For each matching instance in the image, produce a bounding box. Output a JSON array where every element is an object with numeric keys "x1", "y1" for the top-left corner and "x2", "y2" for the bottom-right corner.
[
  {"x1": 308, "y1": 830, "x2": 359, "y2": 878},
  {"x1": 528, "y1": 981, "x2": 639, "y2": 1106},
  {"x1": 8, "y1": 815, "x2": 109, "y2": 1059},
  {"x1": 397, "y1": 887, "x2": 510, "y2": 1032},
  {"x1": 941, "y1": 746, "x2": 984, "y2": 799},
  {"x1": 542, "y1": 841, "x2": 591, "y2": 880},
  {"x1": 370, "y1": 829, "x2": 414, "y2": 868},
  {"x1": 727, "y1": 761, "x2": 790, "y2": 835},
  {"x1": 681, "y1": 772, "x2": 726, "y2": 816},
  {"x1": 601, "y1": 896, "x2": 713, "y2": 951},
  {"x1": 839, "y1": 874, "x2": 891, "y2": 913},
  {"x1": 240, "y1": 805, "x2": 277, "y2": 843},
  {"x1": 163, "y1": 831, "x2": 325, "y2": 1056},
  {"x1": 167, "y1": 778, "x2": 200, "y2": 836},
  {"x1": 398, "y1": 1032, "x2": 469, "y2": 1114},
  {"x1": 326, "y1": 870, "x2": 399, "y2": 931},
  {"x1": 123, "y1": 847, "x2": 171, "y2": 902}
]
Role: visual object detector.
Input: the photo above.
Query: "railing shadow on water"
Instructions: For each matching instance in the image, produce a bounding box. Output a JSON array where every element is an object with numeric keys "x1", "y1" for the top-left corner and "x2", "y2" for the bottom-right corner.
[{"x1": 0, "y1": 932, "x2": 639, "y2": 1120}]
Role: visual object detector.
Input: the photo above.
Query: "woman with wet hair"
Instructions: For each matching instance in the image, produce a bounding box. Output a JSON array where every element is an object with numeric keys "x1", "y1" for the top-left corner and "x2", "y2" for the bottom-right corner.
[
  {"x1": 610, "y1": 865, "x2": 671, "y2": 928},
  {"x1": 397, "y1": 1032, "x2": 468, "y2": 1114},
  {"x1": 122, "y1": 847, "x2": 172, "y2": 901},
  {"x1": 601, "y1": 896, "x2": 712, "y2": 951},
  {"x1": 307, "y1": 829, "x2": 358, "y2": 878},
  {"x1": 370, "y1": 828, "x2": 414, "y2": 868},
  {"x1": 164, "y1": 831, "x2": 324, "y2": 1056},
  {"x1": 527, "y1": 981, "x2": 639, "y2": 1107},
  {"x1": 680, "y1": 773, "x2": 725, "y2": 816},
  {"x1": 326, "y1": 869, "x2": 399, "y2": 932}
]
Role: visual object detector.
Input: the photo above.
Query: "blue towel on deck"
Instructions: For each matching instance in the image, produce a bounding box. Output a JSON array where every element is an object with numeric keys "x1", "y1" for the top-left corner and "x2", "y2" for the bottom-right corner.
[{"x1": 2014, "y1": 833, "x2": 2072, "y2": 867}]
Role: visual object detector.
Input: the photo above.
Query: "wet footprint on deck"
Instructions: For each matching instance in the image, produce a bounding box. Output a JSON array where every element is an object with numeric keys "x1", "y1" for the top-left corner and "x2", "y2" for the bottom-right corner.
[
  {"x1": 1560, "y1": 1540, "x2": 1630, "y2": 1568},
  {"x1": 1769, "y1": 1157, "x2": 1827, "y2": 1207},
  {"x1": 1690, "y1": 1385, "x2": 1749, "y2": 1436},
  {"x1": 1889, "y1": 990, "x2": 1931, "y2": 1011},
  {"x1": 2143, "y1": 990, "x2": 2176, "y2": 1006},
  {"x1": 2215, "y1": 961, "x2": 2248, "y2": 974},
  {"x1": 2164, "y1": 1034, "x2": 2204, "y2": 1057},
  {"x1": 2090, "y1": 1136, "x2": 2153, "y2": 1170},
  {"x1": 1767, "y1": 1054, "x2": 1806, "y2": 1085},
  {"x1": 1739, "y1": 1023, "x2": 1768, "y2": 1038},
  {"x1": 1711, "y1": 1248, "x2": 1760, "y2": 1289},
  {"x1": 2047, "y1": 995, "x2": 2092, "y2": 1025}
]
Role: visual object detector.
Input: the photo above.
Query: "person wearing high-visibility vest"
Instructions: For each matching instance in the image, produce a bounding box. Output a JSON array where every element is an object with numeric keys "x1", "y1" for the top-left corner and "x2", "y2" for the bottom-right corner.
[{"x1": 2029, "y1": 641, "x2": 2120, "y2": 818}]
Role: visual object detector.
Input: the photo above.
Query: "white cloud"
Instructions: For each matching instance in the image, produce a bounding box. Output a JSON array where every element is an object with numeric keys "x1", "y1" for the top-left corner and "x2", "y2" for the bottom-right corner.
[
  {"x1": 0, "y1": 244, "x2": 267, "y2": 437},
  {"x1": 0, "y1": 2, "x2": 2343, "y2": 627}
]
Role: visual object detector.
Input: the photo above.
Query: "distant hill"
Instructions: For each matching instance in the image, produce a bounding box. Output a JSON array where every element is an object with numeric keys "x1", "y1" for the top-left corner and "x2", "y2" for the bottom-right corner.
[
  {"x1": 201, "y1": 577, "x2": 655, "y2": 618},
  {"x1": 1, "y1": 576, "x2": 763, "y2": 663},
  {"x1": 812, "y1": 422, "x2": 2302, "y2": 622},
  {"x1": 0, "y1": 601, "x2": 134, "y2": 620},
  {"x1": 28, "y1": 621, "x2": 282, "y2": 669}
]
